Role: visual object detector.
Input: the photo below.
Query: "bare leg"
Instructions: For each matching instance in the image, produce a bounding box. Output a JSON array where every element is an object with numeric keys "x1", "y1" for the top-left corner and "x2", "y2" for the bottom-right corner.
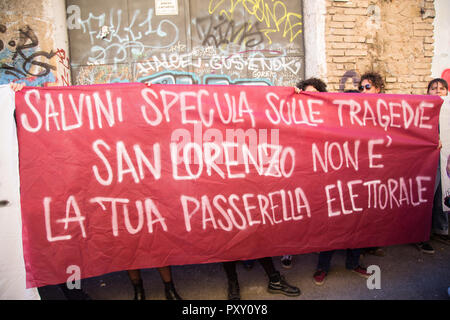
[
  {"x1": 127, "y1": 269, "x2": 142, "y2": 284},
  {"x1": 157, "y1": 266, "x2": 182, "y2": 300},
  {"x1": 157, "y1": 266, "x2": 172, "y2": 282}
]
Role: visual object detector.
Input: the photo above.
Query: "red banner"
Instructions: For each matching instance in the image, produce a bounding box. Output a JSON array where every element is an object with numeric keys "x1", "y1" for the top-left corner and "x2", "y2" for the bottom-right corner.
[{"x1": 14, "y1": 83, "x2": 442, "y2": 288}]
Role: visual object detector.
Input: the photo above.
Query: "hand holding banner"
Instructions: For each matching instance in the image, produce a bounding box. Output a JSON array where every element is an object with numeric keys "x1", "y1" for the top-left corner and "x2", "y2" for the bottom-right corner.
[{"x1": 14, "y1": 83, "x2": 442, "y2": 287}]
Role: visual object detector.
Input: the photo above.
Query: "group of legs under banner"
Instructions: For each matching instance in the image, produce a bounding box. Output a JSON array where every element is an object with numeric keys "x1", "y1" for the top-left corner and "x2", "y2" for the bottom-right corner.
[{"x1": 126, "y1": 256, "x2": 300, "y2": 300}]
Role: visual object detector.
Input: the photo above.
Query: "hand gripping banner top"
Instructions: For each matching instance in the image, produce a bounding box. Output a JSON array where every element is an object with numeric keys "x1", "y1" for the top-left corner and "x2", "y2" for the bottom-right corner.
[{"x1": 13, "y1": 83, "x2": 442, "y2": 288}]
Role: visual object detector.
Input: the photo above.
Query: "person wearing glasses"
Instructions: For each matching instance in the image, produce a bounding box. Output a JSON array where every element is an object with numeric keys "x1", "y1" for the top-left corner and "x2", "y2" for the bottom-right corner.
[
  {"x1": 358, "y1": 72, "x2": 385, "y2": 94},
  {"x1": 358, "y1": 72, "x2": 387, "y2": 257}
]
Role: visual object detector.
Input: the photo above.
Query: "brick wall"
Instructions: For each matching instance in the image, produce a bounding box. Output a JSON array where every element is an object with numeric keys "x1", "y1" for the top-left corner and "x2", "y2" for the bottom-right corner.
[{"x1": 325, "y1": 0, "x2": 435, "y2": 94}]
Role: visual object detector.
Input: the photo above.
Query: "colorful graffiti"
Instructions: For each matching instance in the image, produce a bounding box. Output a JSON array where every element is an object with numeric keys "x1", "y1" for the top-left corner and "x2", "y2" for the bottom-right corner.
[
  {"x1": 194, "y1": 14, "x2": 264, "y2": 49},
  {"x1": 66, "y1": 1, "x2": 305, "y2": 87},
  {"x1": 55, "y1": 48, "x2": 71, "y2": 86},
  {"x1": 0, "y1": 24, "x2": 56, "y2": 86},
  {"x1": 139, "y1": 70, "x2": 272, "y2": 86},
  {"x1": 208, "y1": 0, "x2": 303, "y2": 44}
]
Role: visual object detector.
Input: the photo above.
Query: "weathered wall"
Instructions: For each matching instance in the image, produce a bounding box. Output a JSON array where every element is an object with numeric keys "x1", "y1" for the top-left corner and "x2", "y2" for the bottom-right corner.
[
  {"x1": 1, "y1": 0, "x2": 446, "y2": 93},
  {"x1": 0, "y1": 0, "x2": 70, "y2": 86},
  {"x1": 325, "y1": 0, "x2": 436, "y2": 94},
  {"x1": 66, "y1": 0, "x2": 306, "y2": 87}
]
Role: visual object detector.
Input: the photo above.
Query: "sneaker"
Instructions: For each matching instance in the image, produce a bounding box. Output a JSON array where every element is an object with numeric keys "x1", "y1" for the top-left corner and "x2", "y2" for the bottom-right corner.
[
  {"x1": 415, "y1": 242, "x2": 435, "y2": 254},
  {"x1": 281, "y1": 255, "x2": 292, "y2": 269},
  {"x1": 313, "y1": 270, "x2": 327, "y2": 286},
  {"x1": 351, "y1": 265, "x2": 370, "y2": 279},
  {"x1": 268, "y1": 273, "x2": 301, "y2": 297}
]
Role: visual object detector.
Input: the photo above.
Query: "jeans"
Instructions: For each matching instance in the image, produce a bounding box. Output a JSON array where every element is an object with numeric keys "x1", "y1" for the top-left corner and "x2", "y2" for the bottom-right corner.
[
  {"x1": 433, "y1": 163, "x2": 449, "y2": 235},
  {"x1": 317, "y1": 249, "x2": 361, "y2": 273}
]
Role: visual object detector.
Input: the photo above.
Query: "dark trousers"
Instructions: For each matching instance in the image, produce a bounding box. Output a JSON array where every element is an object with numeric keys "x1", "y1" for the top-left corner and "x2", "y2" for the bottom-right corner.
[
  {"x1": 223, "y1": 257, "x2": 277, "y2": 281},
  {"x1": 317, "y1": 249, "x2": 361, "y2": 273}
]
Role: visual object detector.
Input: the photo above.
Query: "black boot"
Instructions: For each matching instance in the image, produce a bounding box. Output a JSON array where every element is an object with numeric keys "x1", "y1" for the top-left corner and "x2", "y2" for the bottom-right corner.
[
  {"x1": 164, "y1": 281, "x2": 182, "y2": 300},
  {"x1": 227, "y1": 278, "x2": 240, "y2": 300},
  {"x1": 267, "y1": 271, "x2": 301, "y2": 297},
  {"x1": 132, "y1": 280, "x2": 145, "y2": 300}
]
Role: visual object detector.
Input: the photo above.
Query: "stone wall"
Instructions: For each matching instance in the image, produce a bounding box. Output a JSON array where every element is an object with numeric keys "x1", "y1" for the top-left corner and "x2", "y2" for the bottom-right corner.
[{"x1": 325, "y1": 0, "x2": 435, "y2": 94}]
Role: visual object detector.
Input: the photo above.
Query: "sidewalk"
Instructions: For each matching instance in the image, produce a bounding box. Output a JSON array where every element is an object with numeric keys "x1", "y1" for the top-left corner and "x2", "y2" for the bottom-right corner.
[{"x1": 38, "y1": 238, "x2": 450, "y2": 300}]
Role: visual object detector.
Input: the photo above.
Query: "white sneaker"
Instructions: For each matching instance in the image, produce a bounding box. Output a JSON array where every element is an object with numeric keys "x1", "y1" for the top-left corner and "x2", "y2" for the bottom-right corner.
[{"x1": 281, "y1": 255, "x2": 293, "y2": 269}]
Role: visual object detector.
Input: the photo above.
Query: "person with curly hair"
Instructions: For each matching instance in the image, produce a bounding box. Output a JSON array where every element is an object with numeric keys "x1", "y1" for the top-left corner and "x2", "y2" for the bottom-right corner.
[
  {"x1": 295, "y1": 77, "x2": 328, "y2": 93},
  {"x1": 358, "y1": 72, "x2": 385, "y2": 94}
]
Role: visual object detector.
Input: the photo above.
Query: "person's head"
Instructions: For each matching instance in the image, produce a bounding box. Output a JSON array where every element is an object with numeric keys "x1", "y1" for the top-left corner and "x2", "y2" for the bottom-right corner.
[
  {"x1": 358, "y1": 72, "x2": 384, "y2": 94},
  {"x1": 427, "y1": 78, "x2": 448, "y2": 97},
  {"x1": 296, "y1": 78, "x2": 327, "y2": 92},
  {"x1": 344, "y1": 89, "x2": 360, "y2": 93}
]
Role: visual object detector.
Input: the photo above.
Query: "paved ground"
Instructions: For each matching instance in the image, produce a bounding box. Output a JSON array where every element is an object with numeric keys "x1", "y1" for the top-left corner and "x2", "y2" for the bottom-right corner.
[{"x1": 38, "y1": 236, "x2": 450, "y2": 300}]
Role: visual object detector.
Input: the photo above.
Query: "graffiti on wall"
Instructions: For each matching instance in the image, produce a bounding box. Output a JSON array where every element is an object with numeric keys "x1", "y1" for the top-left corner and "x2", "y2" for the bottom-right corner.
[
  {"x1": 55, "y1": 48, "x2": 71, "y2": 86},
  {"x1": 207, "y1": 0, "x2": 303, "y2": 44},
  {"x1": 67, "y1": 0, "x2": 305, "y2": 87},
  {"x1": 67, "y1": 6, "x2": 180, "y2": 65},
  {"x1": 134, "y1": 48, "x2": 301, "y2": 81},
  {"x1": 193, "y1": 14, "x2": 264, "y2": 49},
  {"x1": 0, "y1": 24, "x2": 57, "y2": 86},
  {"x1": 138, "y1": 70, "x2": 272, "y2": 86},
  {"x1": 339, "y1": 70, "x2": 360, "y2": 92}
]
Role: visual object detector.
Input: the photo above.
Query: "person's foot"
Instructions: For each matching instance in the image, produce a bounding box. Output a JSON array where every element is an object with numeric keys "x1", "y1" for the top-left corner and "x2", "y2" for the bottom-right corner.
[
  {"x1": 415, "y1": 242, "x2": 435, "y2": 254},
  {"x1": 164, "y1": 282, "x2": 182, "y2": 300},
  {"x1": 132, "y1": 280, "x2": 145, "y2": 300},
  {"x1": 227, "y1": 278, "x2": 240, "y2": 300},
  {"x1": 267, "y1": 272, "x2": 301, "y2": 296},
  {"x1": 351, "y1": 265, "x2": 370, "y2": 279},
  {"x1": 313, "y1": 270, "x2": 327, "y2": 286},
  {"x1": 281, "y1": 255, "x2": 292, "y2": 269}
]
